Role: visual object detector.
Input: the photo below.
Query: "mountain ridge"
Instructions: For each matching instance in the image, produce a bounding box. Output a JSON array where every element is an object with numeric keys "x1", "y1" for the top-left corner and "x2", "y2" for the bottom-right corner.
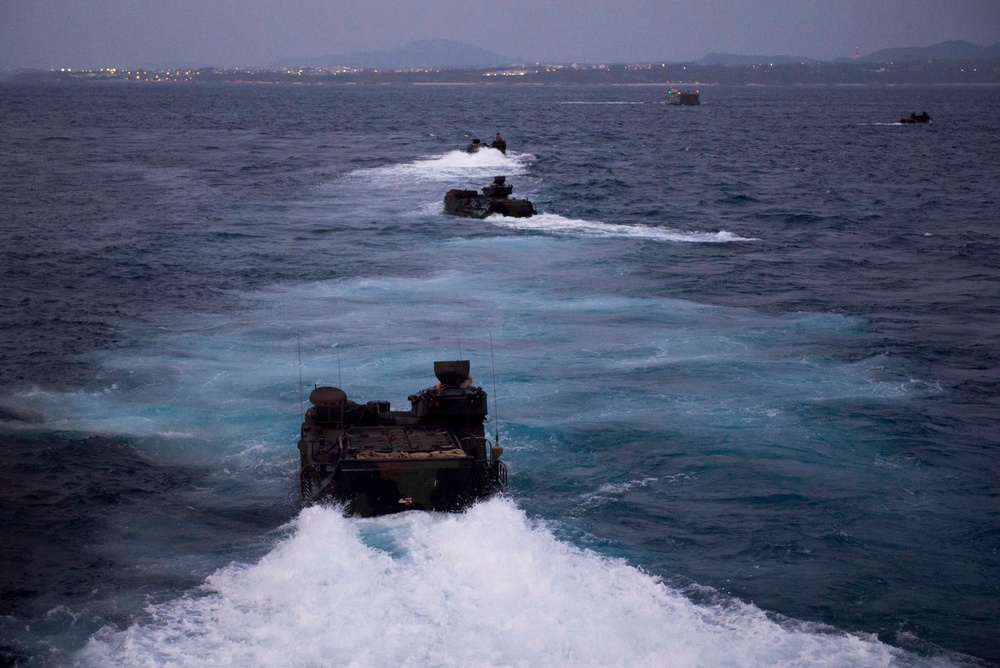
[
  {"x1": 860, "y1": 39, "x2": 1000, "y2": 62},
  {"x1": 271, "y1": 39, "x2": 1000, "y2": 70}
]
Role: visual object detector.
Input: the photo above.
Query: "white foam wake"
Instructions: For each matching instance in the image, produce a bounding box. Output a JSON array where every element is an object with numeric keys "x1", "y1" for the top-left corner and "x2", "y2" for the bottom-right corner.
[
  {"x1": 347, "y1": 149, "x2": 532, "y2": 186},
  {"x1": 490, "y1": 212, "x2": 755, "y2": 243},
  {"x1": 77, "y1": 499, "x2": 927, "y2": 667}
]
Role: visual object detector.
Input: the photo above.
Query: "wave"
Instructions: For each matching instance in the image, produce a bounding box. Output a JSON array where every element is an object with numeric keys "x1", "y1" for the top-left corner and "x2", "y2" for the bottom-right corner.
[
  {"x1": 490, "y1": 212, "x2": 756, "y2": 243},
  {"x1": 76, "y1": 498, "x2": 924, "y2": 668},
  {"x1": 339, "y1": 149, "x2": 533, "y2": 187}
]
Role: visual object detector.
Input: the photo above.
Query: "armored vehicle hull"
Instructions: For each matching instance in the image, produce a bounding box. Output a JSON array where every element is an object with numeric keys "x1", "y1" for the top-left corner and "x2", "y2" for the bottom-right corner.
[
  {"x1": 444, "y1": 175, "x2": 536, "y2": 219},
  {"x1": 466, "y1": 136, "x2": 507, "y2": 154},
  {"x1": 900, "y1": 112, "x2": 931, "y2": 124},
  {"x1": 298, "y1": 361, "x2": 506, "y2": 516}
]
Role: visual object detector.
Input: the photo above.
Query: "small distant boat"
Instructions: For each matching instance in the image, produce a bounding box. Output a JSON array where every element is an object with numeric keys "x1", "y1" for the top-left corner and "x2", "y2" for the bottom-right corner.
[
  {"x1": 899, "y1": 111, "x2": 931, "y2": 124},
  {"x1": 666, "y1": 87, "x2": 700, "y2": 105},
  {"x1": 444, "y1": 175, "x2": 536, "y2": 219}
]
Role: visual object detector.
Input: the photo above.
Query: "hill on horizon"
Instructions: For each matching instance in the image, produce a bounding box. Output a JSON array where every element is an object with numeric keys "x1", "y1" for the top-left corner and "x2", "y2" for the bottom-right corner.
[
  {"x1": 272, "y1": 39, "x2": 513, "y2": 70},
  {"x1": 861, "y1": 39, "x2": 1000, "y2": 62},
  {"x1": 270, "y1": 38, "x2": 1000, "y2": 71},
  {"x1": 697, "y1": 41, "x2": 1000, "y2": 67}
]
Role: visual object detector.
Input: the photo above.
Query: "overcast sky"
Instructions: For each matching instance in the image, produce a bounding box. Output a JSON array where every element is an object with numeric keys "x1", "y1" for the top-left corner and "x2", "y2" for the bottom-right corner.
[{"x1": 2, "y1": 0, "x2": 999, "y2": 69}]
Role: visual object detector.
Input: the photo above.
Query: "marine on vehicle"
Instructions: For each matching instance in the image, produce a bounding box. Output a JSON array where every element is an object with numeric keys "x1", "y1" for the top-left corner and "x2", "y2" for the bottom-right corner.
[
  {"x1": 298, "y1": 360, "x2": 507, "y2": 516},
  {"x1": 444, "y1": 175, "x2": 536, "y2": 219}
]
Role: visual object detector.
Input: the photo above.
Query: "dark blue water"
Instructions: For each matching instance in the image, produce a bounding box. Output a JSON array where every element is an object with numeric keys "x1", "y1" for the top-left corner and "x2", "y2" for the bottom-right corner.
[{"x1": 1, "y1": 82, "x2": 998, "y2": 667}]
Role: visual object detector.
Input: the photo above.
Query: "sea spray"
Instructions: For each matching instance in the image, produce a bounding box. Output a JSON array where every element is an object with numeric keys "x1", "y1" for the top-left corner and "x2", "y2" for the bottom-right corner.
[{"x1": 77, "y1": 499, "x2": 924, "y2": 668}]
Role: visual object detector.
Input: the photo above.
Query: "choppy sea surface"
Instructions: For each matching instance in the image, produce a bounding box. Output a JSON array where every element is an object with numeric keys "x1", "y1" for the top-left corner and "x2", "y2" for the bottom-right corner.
[{"x1": 1, "y1": 82, "x2": 998, "y2": 667}]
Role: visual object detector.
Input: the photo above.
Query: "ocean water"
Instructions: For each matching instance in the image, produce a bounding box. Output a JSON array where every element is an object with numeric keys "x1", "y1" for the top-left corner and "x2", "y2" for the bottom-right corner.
[{"x1": 1, "y1": 82, "x2": 998, "y2": 667}]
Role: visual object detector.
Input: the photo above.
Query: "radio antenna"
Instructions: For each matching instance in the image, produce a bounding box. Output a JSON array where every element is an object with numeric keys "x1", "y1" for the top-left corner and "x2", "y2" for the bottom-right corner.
[
  {"x1": 297, "y1": 330, "x2": 304, "y2": 423},
  {"x1": 489, "y1": 332, "x2": 499, "y2": 446},
  {"x1": 333, "y1": 342, "x2": 342, "y2": 387}
]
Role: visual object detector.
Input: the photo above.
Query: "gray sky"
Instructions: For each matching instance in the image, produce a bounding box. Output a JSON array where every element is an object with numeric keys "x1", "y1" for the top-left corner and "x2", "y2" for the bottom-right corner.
[{"x1": 2, "y1": 0, "x2": 999, "y2": 69}]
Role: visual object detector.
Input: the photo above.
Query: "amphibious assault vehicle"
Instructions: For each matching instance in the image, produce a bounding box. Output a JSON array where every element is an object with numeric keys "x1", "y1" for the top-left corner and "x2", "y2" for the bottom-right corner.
[
  {"x1": 298, "y1": 360, "x2": 507, "y2": 516},
  {"x1": 444, "y1": 175, "x2": 536, "y2": 219},
  {"x1": 466, "y1": 134, "x2": 507, "y2": 154},
  {"x1": 900, "y1": 111, "x2": 931, "y2": 124}
]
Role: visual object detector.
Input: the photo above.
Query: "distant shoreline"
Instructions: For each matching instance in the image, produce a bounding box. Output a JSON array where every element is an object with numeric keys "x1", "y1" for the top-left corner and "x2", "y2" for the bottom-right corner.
[
  {"x1": 4, "y1": 58, "x2": 1000, "y2": 86},
  {"x1": 6, "y1": 79, "x2": 1000, "y2": 88}
]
